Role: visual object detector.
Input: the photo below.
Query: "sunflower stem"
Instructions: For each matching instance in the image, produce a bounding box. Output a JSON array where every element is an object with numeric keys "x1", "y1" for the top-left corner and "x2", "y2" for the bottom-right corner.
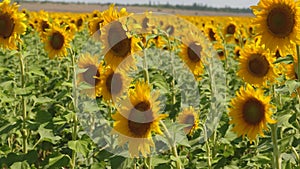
[
  {"x1": 143, "y1": 49, "x2": 150, "y2": 84},
  {"x1": 271, "y1": 123, "x2": 281, "y2": 169},
  {"x1": 203, "y1": 124, "x2": 212, "y2": 169},
  {"x1": 19, "y1": 51, "x2": 28, "y2": 154},
  {"x1": 296, "y1": 45, "x2": 300, "y2": 111},
  {"x1": 297, "y1": 45, "x2": 300, "y2": 83},
  {"x1": 70, "y1": 50, "x2": 78, "y2": 169},
  {"x1": 160, "y1": 120, "x2": 182, "y2": 169}
]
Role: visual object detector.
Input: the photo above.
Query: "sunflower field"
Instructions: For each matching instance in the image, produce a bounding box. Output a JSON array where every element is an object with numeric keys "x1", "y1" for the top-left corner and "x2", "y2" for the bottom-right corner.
[{"x1": 0, "y1": 0, "x2": 299, "y2": 168}]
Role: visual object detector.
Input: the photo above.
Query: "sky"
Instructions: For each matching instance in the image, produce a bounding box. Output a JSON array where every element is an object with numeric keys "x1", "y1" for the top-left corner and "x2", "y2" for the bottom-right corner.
[{"x1": 40, "y1": 0, "x2": 260, "y2": 8}]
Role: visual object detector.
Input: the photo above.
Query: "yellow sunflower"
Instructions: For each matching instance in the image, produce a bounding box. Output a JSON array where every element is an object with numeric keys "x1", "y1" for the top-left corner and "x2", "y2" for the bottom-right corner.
[
  {"x1": 42, "y1": 23, "x2": 72, "y2": 59},
  {"x1": 237, "y1": 45, "x2": 278, "y2": 87},
  {"x1": 88, "y1": 14, "x2": 103, "y2": 38},
  {"x1": 177, "y1": 106, "x2": 199, "y2": 136},
  {"x1": 285, "y1": 55, "x2": 298, "y2": 80},
  {"x1": 204, "y1": 24, "x2": 220, "y2": 43},
  {"x1": 99, "y1": 65, "x2": 130, "y2": 103},
  {"x1": 77, "y1": 53, "x2": 103, "y2": 98},
  {"x1": 111, "y1": 81, "x2": 167, "y2": 157},
  {"x1": 36, "y1": 11, "x2": 51, "y2": 36},
  {"x1": 101, "y1": 21, "x2": 141, "y2": 69},
  {"x1": 0, "y1": 0, "x2": 27, "y2": 50},
  {"x1": 179, "y1": 32, "x2": 206, "y2": 80},
  {"x1": 101, "y1": 4, "x2": 130, "y2": 26},
  {"x1": 251, "y1": 0, "x2": 300, "y2": 56},
  {"x1": 229, "y1": 84, "x2": 276, "y2": 143}
]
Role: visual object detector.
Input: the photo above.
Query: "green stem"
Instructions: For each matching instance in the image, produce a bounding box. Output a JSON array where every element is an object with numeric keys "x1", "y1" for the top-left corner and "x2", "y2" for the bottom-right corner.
[
  {"x1": 297, "y1": 45, "x2": 300, "y2": 83},
  {"x1": 143, "y1": 49, "x2": 150, "y2": 84},
  {"x1": 203, "y1": 124, "x2": 212, "y2": 169},
  {"x1": 271, "y1": 124, "x2": 281, "y2": 169},
  {"x1": 160, "y1": 121, "x2": 182, "y2": 169},
  {"x1": 70, "y1": 50, "x2": 78, "y2": 169},
  {"x1": 19, "y1": 52, "x2": 27, "y2": 154}
]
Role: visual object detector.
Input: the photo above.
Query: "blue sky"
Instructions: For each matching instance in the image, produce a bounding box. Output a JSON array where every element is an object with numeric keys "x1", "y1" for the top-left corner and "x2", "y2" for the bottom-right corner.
[{"x1": 40, "y1": 0, "x2": 260, "y2": 8}]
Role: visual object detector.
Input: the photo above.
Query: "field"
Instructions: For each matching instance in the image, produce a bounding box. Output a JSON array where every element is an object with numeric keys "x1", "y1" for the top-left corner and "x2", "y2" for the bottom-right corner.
[{"x1": 0, "y1": 0, "x2": 299, "y2": 169}]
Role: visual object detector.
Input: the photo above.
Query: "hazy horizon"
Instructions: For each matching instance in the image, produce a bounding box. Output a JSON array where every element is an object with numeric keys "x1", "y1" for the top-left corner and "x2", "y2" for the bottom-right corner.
[{"x1": 24, "y1": 0, "x2": 260, "y2": 8}]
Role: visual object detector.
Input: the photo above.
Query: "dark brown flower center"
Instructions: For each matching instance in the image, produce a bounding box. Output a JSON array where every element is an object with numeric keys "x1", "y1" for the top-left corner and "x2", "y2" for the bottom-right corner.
[
  {"x1": 41, "y1": 20, "x2": 50, "y2": 32},
  {"x1": 0, "y1": 13, "x2": 15, "y2": 39},
  {"x1": 165, "y1": 25, "x2": 175, "y2": 35},
  {"x1": 83, "y1": 65, "x2": 100, "y2": 86},
  {"x1": 187, "y1": 42, "x2": 202, "y2": 63},
  {"x1": 142, "y1": 17, "x2": 149, "y2": 29},
  {"x1": 105, "y1": 72, "x2": 123, "y2": 95},
  {"x1": 208, "y1": 28, "x2": 216, "y2": 41},
  {"x1": 248, "y1": 54, "x2": 270, "y2": 77},
  {"x1": 50, "y1": 32, "x2": 65, "y2": 50},
  {"x1": 107, "y1": 22, "x2": 131, "y2": 58},
  {"x1": 267, "y1": 5, "x2": 295, "y2": 38},
  {"x1": 242, "y1": 98, "x2": 265, "y2": 125},
  {"x1": 77, "y1": 18, "x2": 83, "y2": 28},
  {"x1": 226, "y1": 24, "x2": 236, "y2": 35},
  {"x1": 128, "y1": 101, "x2": 153, "y2": 137}
]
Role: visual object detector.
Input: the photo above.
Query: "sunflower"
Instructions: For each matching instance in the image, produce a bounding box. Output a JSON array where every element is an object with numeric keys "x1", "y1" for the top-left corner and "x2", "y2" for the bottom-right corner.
[
  {"x1": 101, "y1": 21, "x2": 141, "y2": 69},
  {"x1": 99, "y1": 65, "x2": 130, "y2": 102},
  {"x1": 229, "y1": 84, "x2": 276, "y2": 143},
  {"x1": 42, "y1": 23, "x2": 72, "y2": 59},
  {"x1": 77, "y1": 53, "x2": 103, "y2": 98},
  {"x1": 214, "y1": 43, "x2": 226, "y2": 60},
  {"x1": 36, "y1": 11, "x2": 51, "y2": 36},
  {"x1": 223, "y1": 20, "x2": 238, "y2": 43},
  {"x1": 101, "y1": 4, "x2": 129, "y2": 26},
  {"x1": 88, "y1": 14, "x2": 103, "y2": 38},
  {"x1": 237, "y1": 45, "x2": 278, "y2": 87},
  {"x1": 285, "y1": 55, "x2": 298, "y2": 80},
  {"x1": 179, "y1": 32, "x2": 206, "y2": 80},
  {"x1": 251, "y1": 0, "x2": 300, "y2": 56},
  {"x1": 0, "y1": 0, "x2": 27, "y2": 50},
  {"x1": 177, "y1": 107, "x2": 199, "y2": 136},
  {"x1": 111, "y1": 81, "x2": 167, "y2": 157},
  {"x1": 204, "y1": 24, "x2": 220, "y2": 43}
]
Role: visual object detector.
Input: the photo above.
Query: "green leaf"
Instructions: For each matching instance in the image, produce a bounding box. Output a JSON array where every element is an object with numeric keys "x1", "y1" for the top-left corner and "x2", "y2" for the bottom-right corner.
[
  {"x1": 44, "y1": 154, "x2": 70, "y2": 169},
  {"x1": 68, "y1": 140, "x2": 90, "y2": 157},
  {"x1": 152, "y1": 157, "x2": 170, "y2": 167},
  {"x1": 10, "y1": 161, "x2": 30, "y2": 169},
  {"x1": 38, "y1": 124, "x2": 61, "y2": 144}
]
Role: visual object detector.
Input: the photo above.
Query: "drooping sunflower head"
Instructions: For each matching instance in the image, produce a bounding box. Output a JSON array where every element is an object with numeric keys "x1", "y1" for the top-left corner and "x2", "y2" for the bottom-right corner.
[
  {"x1": 0, "y1": 0, "x2": 27, "y2": 50},
  {"x1": 237, "y1": 45, "x2": 278, "y2": 87},
  {"x1": 229, "y1": 84, "x2": 276, "y2": 143},
  {"x1": 177, "y1": 106, "x2": 199, "y2": 136},
  {"x1": 42, "y1": 23, "x2": 72, "y2": 59},
  {"x1": 77, "y1": 53, "x2": 103, "y2": 98},
  {"x1": 251, "y1": 0, "x2": 300, "y2": 55},
  {"x1": 111, "y1": 81, "x2": 167, "y2": 157}
]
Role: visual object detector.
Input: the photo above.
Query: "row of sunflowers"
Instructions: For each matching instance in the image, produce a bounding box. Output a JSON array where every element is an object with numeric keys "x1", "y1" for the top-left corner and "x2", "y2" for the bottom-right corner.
[{"x1": 0, "y1": 0, "x2": 299, "y2": 168}]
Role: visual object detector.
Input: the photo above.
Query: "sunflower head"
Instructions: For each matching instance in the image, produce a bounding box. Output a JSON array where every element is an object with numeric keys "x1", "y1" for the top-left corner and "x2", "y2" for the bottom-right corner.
[
  {"x1": 99, "y1": 65, "x2": 130, "y2": 103},
  {"x1": 180, "y1": 32, "x2": 207, "y2": 80},
  {"x1": 238, "y1": 45, "x2": 278, "y2": 87},
  {"x1": 252, "y1": 0, "x2": 300, "y2": 55},
  {"x1": 177, "y1": 106, "x2": 199, "y2": 136},
  {"x1": 77, "y1": 53, "x2": 103, "y2": 98},
  {"x1": 111, "y1": 81, "x2": 167, "y2": 157},
  {"x1": 42, "y1": 23, "x2": 72, "y2": 59},
  {"x1": 0, "y1": 0, "x2": 27, "y2": 49},
  {"x1": 102, "y1": 21, "x2": 141, "y2": 69},
  {"x1": 229, "y1": 84, "x2": 276, "y2": 143}
]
